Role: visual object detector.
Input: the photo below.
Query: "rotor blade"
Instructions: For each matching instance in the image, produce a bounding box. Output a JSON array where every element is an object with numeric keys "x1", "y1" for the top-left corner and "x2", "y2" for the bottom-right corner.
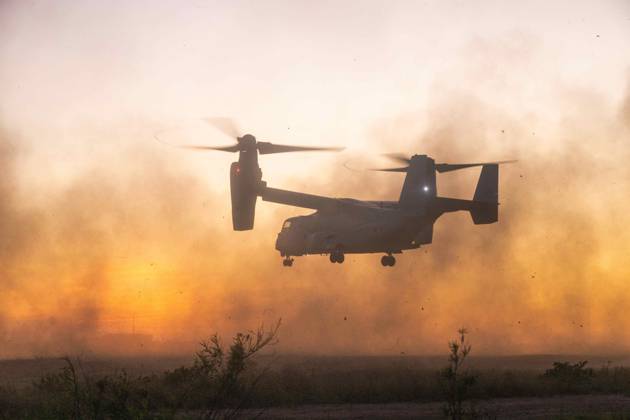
[
  {"x1": 202, "y1": 117, "x2": 241, "y2": 139},
  {"x1": 369, "y1": 166, "x2": 409, "y2": 172},
  {"x1": 382, "y1": 153, "x2": 411, "y2": 165},
  {"x1": 257, "y1": 142, "x2": 344, "y2": 155},
  {"x1": 180, "y1": 144, "x2": 241, "y2": 153},
  {"x1": 436, "y1": 160, "x2": 517, "y2": 173}
]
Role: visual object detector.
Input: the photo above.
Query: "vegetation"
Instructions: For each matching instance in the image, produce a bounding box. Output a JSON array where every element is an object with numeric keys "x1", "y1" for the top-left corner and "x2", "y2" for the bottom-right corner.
[
  {"x1": 0, "y1": 321, "x2": 280, "y2": 420},
  {"x1": 543, "y1": 360, "x2": 594, "y2": 393},
  {"x1": 248, "y1": 358, "x2": 630, "y2": 406},
  {"x1": 3, "y1": 325, "x2": 630, "y2": 418},
  {"x1": 441, "y1": 328, "x2": 477, "y2": 419}
]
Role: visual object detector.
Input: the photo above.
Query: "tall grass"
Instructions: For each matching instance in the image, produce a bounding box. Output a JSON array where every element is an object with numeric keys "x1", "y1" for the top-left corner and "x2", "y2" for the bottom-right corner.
[
  {"x1": 0, "y1": 321, "x2": 280, "y2": 420},
  {"x1": 441, "y1": 328, "x2": 477, "y2": 419},
  {"x1": 3, "y1": 325, "x2": 630, "y2": 418}
]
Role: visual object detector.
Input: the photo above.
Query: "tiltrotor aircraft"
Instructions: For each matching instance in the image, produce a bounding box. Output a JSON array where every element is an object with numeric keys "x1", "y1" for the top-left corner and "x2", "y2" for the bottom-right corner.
[{"x1": 181, "y1": 119, "x2": 514, "y2": 267}]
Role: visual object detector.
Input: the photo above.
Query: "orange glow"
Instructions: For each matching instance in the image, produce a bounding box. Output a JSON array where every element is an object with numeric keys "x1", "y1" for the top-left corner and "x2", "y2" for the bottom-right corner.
[{"x1": 1, "y1": 0, "x2": 630, "y2": 358}]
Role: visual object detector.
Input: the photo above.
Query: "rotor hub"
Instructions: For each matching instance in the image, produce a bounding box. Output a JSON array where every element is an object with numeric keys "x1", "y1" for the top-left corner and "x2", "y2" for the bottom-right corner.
[{"x1": 238, "y1": 134, "x2": 257, "y2": 147}]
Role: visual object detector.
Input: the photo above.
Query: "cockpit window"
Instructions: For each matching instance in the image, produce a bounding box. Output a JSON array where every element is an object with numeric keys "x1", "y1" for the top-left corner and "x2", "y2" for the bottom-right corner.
[{"x1": 283, "y1": 221, "x2": 292, "y2": 229}]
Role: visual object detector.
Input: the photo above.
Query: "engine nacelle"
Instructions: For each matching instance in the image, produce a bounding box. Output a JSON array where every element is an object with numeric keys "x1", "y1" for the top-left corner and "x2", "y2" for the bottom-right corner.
[{"x1": 230, "y1": 161, "x2": 259, "y2": 230}]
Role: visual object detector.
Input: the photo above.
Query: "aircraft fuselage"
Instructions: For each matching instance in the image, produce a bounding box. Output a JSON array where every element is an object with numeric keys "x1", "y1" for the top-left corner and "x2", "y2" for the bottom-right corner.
[{"x1": 275, "y1": 205, "x2": 433, "y2": 257}]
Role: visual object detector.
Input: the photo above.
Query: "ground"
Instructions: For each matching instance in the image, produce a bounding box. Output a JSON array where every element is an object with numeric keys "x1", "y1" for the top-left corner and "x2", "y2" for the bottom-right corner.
[{"x1": 248, "y1": 395, "x2": 630, "y2": 419}]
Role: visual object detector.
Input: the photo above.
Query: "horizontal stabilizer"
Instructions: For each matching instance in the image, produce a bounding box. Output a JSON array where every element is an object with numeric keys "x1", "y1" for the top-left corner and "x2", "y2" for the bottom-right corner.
[
  {"x1": 434, "y1": 197, "x2": 498, "y2": 225},
  {"x1": 470, "y1": 202, "x2": 497, "y2": 224},
  {"x1": 433, "y1": 164, "x2": 499, "y2": 225}
]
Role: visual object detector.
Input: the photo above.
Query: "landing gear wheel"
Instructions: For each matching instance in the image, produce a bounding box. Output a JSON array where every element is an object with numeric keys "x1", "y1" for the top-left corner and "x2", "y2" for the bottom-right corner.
[
  {"x1": 381, "y1": 255, "x2": 396, "y2": 267},
  {"x1": 330, "y1": 250, "x2": 345, "y2": 264},
  {"x1": 282, "y1": 257, "x2": 294, "y2": 267}
]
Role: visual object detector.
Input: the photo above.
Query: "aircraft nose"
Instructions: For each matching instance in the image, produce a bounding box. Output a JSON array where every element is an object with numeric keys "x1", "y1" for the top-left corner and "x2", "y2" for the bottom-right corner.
[{"x1": 275, "y1": 231, "x2": 287, "y2": 251}]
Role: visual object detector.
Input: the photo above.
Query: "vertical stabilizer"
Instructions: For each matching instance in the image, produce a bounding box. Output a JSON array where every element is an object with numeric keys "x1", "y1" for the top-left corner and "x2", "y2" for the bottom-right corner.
[{"x1": 470, "y1": 164, "x2": 498, "y2": 224}]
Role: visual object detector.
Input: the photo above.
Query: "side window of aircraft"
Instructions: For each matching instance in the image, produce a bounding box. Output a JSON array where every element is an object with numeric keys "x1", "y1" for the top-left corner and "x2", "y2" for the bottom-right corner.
[{"x1": 283, "y1": 221, "x2": 292, "y2": 229}]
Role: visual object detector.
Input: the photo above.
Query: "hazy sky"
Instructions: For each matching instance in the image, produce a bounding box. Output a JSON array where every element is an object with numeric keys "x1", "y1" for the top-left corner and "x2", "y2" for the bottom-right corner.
[{"x1": 1, "y1": 0, "x2": 630, "y2": 357}]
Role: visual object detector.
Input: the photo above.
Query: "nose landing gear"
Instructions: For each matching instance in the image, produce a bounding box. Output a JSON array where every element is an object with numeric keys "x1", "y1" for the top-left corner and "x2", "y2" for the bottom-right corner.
[
  {"x1": 329, "y1": 250, "x2": 345, "y2": 264},
  {"x1": 282, "y1": 257, "x2": 294, "y2": 267},
  {"x1": 381, "y1": 254, "x2": 396, "y2": 267}
]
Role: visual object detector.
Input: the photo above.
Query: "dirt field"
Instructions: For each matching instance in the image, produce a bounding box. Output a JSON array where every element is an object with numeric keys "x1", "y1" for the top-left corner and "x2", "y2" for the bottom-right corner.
[{"x1": 250, "y1": 395, "x2": 630, "y2": 419}]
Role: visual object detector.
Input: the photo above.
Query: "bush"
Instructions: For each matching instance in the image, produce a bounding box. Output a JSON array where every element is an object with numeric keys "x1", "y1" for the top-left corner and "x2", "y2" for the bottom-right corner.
[
  {"x1": 441, "y1": 328, "x2": 478, "y2": 420},
  {"x1": 0, "y1": 321, "x2": 280, "y2": 420},
  {"x1": 543, "y1": 360, "x2": 594, "y2": 393}
]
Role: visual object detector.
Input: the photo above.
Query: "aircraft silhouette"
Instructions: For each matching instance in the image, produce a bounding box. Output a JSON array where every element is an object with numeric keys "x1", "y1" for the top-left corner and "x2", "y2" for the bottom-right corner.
[{"x1": 180, "y1": 118, "x2": 515, "y2": 267}]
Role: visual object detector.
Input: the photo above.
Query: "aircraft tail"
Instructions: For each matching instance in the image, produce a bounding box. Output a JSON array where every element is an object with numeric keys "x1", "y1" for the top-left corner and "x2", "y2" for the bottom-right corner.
[{"x1": 470, "y1": 164, "x2": 498, "y2": 224}]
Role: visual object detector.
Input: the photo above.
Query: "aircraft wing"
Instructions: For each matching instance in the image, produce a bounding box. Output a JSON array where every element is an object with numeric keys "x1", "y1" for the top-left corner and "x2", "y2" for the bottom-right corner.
[
  {"x1": 260, "y1": 186, "x2": 393, "y2": 212},
  {"x1": 260, "y1": 186, "x2": 340, "y2": 210}
]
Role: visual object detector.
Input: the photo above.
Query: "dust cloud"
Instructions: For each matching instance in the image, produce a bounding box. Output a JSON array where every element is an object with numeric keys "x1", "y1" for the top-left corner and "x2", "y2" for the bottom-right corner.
[
  {"x1": 1, "y1": 29, "x2": 630, "y2": 360},
  {"x1": 2, "y1": 80, "x2": 630, "y2": 358}
]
